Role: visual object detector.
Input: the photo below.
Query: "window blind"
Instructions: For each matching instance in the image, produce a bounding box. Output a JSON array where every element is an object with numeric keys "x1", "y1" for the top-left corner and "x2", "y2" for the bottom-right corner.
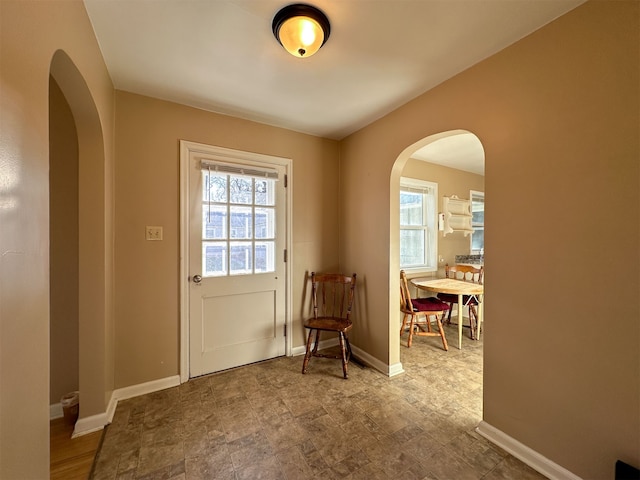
[
  {"x1": 200, "y1": 159, "x2": 279, "y2": 180},
  {"x1": 401, "y1": 185, "x2": 434, "y2": 194}
]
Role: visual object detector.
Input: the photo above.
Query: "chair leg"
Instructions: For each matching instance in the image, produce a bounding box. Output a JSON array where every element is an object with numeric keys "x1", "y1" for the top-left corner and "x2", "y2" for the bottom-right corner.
[
  {"x1": 436, "y1": 314, "x2": 449, "y2": 351},
  {"x1": 400, "y1": 313, "x2": 409, "y2": 338},
  {"x1": 311, "y1": 330, "x2": 321, "y2": 354},
  {"x1": 302, "y1": 328, "x2": 314, "y2": 374},
  {"x1": 407, "y1": 314, "x2": 416, "y2": 347},
  {"x1": 469, "y1": 305, "x2": 478, "y2": 339},
  {"x1": 344, "y1": 334, "x2": 352, "y2": 363},
  {"x1": 446, "y1": 304, "x2": 453, "y2": 324},
  {"x1": 338, "y1": 332, "x2": 349, "y2": 379}
]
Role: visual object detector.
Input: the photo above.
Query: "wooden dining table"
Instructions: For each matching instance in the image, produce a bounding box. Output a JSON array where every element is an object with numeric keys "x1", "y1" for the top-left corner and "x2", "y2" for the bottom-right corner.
[{"x1": 411, "y1": 278, "x2": 484, "y2": 349}]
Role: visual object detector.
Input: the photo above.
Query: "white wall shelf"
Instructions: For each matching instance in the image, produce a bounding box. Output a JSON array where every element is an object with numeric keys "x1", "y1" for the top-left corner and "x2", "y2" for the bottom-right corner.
[{"x1": 443, "y1": 195, "x2": 473, "y2": 236}]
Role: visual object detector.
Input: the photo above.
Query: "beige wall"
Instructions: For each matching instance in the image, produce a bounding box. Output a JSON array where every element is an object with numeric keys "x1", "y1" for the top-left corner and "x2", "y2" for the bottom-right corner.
[
  {"x1": 49, "y1": 76, "x2": 80, "y2": 404},
  {"x1": 0, "y1": 0, "x2": 115, "y2": 477},
  {"x1": 340, "y1": 2, "x2": 638, "y2": 478},
  {"x1": 402, "y1": 159, "x2": 484, "y2": 273},
  {"x1": 113, "y1": 91, "x2": 340, "y2": 388}
]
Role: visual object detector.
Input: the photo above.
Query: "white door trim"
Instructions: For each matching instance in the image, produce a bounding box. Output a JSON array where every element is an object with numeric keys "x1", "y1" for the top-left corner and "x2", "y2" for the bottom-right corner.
[{"x1": 179, "y1": 140, "x2": 292, "y2": 383}]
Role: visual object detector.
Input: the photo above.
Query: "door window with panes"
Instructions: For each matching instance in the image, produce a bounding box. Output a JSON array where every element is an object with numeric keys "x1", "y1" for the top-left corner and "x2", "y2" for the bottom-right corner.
[{"x1": 201, "y1": 163, "x2": 277, "y2": 276}]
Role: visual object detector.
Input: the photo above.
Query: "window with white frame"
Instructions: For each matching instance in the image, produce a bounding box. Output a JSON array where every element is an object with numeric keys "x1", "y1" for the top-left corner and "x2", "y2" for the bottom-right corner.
[
  {"x1": 470, "y1": 190, "x2": 484, "y2": 254},
  {"x1": 400, "y1": 178, "x2": 438, "y2": 271}
]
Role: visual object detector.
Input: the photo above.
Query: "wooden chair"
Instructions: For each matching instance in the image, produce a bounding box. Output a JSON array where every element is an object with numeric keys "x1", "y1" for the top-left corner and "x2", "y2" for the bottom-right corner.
[
  {"x1": 438, "y1": 264, "x2": 484, "y2": 339},
  {"x1": 400, "y1": 270, "x2": 449, "y2": 350},
  {"x1": 302, "y1": 272, "x2": 357, "y2": 379}
]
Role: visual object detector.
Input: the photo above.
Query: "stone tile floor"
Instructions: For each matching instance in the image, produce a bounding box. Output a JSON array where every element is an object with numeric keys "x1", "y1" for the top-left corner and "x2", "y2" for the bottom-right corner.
[{"x1": 90, "y1": 323, "x2": 547, "y2": 479}]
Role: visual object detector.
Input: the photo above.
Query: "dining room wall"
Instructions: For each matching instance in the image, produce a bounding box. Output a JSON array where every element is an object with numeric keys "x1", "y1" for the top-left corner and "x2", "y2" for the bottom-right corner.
[
  {"x1": 401, "y1": 159, "x2": 484, "y2": 275},
  {"x1": 338, "y1": 1, "x2": 639, "y2": 478}
]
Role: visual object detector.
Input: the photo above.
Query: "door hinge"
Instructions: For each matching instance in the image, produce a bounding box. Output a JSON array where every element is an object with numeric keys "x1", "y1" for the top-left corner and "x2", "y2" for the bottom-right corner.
[
  {"x1": 284, "y1": 324, "x2": 287, "y2": 337},
  {"x1": 284, "y1": 174, "x2": 288, "y2": 188},
  {"x1": 284, "y1": 249, "x2": 287, "y2": 263}
]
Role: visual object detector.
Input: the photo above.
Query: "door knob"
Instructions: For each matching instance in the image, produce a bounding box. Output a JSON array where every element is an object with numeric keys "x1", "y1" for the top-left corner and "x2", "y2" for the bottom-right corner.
[{"x1": 192, "y1": 274, "x2": 202, "y2": 284}]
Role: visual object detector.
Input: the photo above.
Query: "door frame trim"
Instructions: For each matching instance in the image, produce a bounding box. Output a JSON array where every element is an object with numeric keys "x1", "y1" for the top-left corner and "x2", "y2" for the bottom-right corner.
[{"x1": 179, "y1": 140, "x2": 292, "y2": 383}]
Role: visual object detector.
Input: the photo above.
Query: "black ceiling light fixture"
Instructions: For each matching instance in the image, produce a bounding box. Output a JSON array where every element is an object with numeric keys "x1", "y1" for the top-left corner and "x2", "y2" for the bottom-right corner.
[{"x1": 272, "y1": 3, "x2": 331, "y2": 58}]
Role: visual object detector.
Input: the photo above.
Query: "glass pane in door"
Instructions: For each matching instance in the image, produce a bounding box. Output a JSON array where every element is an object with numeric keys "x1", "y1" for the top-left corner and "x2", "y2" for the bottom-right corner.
[
  {"x1": 201, "y1": 170, "x2": 277, "y2": 276},
  {"x1": 203, "y1": 242, "x2": 226, "y2": 276}
]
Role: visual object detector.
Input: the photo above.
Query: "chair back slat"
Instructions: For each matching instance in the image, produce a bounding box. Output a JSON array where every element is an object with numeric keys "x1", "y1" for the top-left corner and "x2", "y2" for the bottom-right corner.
[
  {"x1": 445, "y1": 264, "x2": 483, "y2": 284},
  {"x1": 311, "y1": 272, "x2": 356, "y2": 320}
]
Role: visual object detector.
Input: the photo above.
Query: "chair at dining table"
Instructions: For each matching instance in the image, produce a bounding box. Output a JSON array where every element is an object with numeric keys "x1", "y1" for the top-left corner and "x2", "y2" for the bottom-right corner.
[
  {"x1": 400, "y1": 270, "x2": 450, "y2": 350},
  {"x1": 438, "y1": 264, "x2": 484, "y2": 339}
]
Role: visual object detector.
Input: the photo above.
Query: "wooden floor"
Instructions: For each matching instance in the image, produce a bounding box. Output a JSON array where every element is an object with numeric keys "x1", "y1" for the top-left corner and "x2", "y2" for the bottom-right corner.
[{"x1": 50, "y1": 418, "x2": 102, "y2": 480}]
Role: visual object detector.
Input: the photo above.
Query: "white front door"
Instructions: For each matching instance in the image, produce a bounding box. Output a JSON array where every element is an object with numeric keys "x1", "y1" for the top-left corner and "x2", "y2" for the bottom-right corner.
[{"x1": 182, "y1": 142, "x2": 288, "y2": 378}]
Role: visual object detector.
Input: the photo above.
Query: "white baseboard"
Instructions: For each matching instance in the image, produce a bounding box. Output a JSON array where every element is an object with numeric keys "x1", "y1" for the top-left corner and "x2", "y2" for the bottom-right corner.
[
  {"x1": 350, "y1": 344, "x2": 404, "y2": 377},
  {"x1": 112, "y1": 375, "x2": 181, "y2": 403},
  {"x1": 291, "y1": 339, "x2": 404, "y2": 377},
  {"x1": 387, "y1": 361, "x2": 405, "y2": 377},
  {"x1": 476, "y1": 421, "x2": 581, "y2": 480},
  {"x1": 66, "y1": 375, "x2": 182, "y2": 438},
  {"x1": 73, "y1": 412, "x2": 109, "y2": 438}
]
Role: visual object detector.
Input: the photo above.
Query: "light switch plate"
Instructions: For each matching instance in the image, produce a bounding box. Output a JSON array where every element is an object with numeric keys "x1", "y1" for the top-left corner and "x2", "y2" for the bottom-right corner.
[{"x1": 145, "y1": 226, "x2": 163, "y2": 241}]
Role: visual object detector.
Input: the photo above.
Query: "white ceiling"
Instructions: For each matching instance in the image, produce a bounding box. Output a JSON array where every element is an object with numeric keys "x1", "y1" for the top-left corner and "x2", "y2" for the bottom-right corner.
[
  {"x1": 83, "y1": 0, "x2": 583, "y2": 172},
  {"x1": 413, "y1": 132, "x2": 486, "y2": 176}
]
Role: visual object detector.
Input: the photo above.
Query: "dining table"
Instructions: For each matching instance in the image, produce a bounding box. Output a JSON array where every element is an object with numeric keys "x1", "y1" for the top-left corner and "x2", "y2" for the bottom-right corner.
[{"x1": 411, "y1": 278, "x2": 484, "y2": 349}]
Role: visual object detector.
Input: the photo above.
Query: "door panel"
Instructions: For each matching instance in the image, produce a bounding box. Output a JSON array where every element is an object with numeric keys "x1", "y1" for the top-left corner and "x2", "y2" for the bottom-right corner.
[
  {"x1": 202, "y1": 291, "x2": 276, "y2": 351},
  {"x1": 198, "y1": 289, "x2": 279, "y2": 372}
]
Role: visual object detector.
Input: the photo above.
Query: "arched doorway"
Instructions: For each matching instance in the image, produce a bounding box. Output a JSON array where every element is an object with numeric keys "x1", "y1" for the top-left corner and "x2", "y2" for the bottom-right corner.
[
  {"x1": 49, "y1": 71, "x2": 80, "y2": 424},
  {"x1": 390, "y1": 129, "x2": 485, "y2": 369},
  {"x1": 49, "y1": 50, "x2": 111, "y2": 434}
]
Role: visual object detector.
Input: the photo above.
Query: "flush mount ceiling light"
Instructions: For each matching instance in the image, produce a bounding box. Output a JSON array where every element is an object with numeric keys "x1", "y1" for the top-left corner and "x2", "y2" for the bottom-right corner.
[{"x1": 272, "y1": 3, "x2": 331, "y2": 58}]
